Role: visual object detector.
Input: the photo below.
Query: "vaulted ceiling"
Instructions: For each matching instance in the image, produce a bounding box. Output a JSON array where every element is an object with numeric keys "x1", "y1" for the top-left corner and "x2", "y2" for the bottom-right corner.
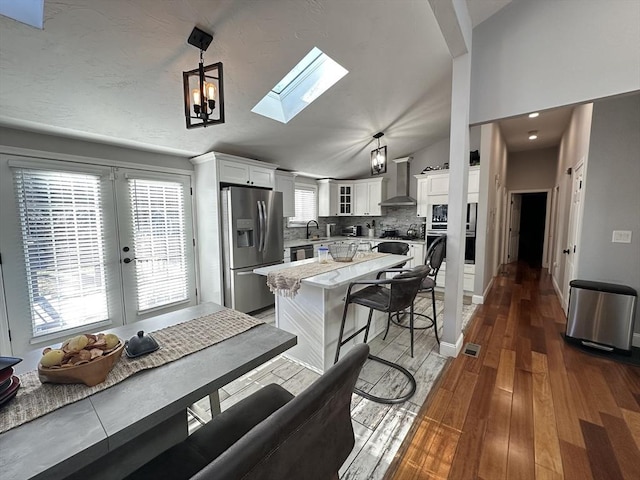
[{"x1": 0, "y1": 0, "x2": 511, "y2": 177}]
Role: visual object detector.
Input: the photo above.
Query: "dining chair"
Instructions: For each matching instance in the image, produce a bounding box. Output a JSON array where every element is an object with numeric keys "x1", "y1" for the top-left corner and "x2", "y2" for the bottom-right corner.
[
  {"x1": 333, "y1": 265, "x2": 430, "y2": 404},
  {"x1": 125, "y1": 344, "x2": 369, "y2": 480}
]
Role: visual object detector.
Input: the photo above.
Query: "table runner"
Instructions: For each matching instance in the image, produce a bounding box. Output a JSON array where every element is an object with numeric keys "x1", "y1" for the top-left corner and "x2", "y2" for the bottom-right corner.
[
  {"x1": 0, "y1": 309, "x2": 263, "y2": 434},
  {"x1": 267, "y1": 252, "x2": 387, "y2": 297}
]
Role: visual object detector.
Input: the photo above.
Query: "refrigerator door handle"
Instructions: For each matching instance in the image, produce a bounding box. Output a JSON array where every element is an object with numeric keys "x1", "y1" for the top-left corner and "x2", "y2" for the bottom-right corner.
[
  {"x1": 257, "y1": 200, "x2": 265, "y2": 252},
  {"x1": 261, "y1": 200, "x2": 269, "y2": 252}
]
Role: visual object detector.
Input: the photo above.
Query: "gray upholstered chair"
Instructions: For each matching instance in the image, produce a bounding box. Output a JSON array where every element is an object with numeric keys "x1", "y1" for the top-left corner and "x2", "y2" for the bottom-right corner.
[{"x1": 126, "y1": 343, "x2": 369, "y2": 480}]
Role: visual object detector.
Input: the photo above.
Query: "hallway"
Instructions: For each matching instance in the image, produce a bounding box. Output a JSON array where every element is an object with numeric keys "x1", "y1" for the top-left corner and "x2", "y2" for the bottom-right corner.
[{"x1": 385, "y1": 263, "x2": 640, "y2": 479}]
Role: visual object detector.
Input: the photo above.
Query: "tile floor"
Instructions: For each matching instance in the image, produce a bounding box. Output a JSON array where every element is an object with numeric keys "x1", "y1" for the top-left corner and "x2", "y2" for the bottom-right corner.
[{"x1": 188, "y1": 294, "x2": 476, "y2": 479}]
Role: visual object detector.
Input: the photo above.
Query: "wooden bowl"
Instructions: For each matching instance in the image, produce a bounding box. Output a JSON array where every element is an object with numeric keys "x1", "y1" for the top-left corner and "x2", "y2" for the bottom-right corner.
[{"x1": 38, "y1": 341, "x2": 124, "y2": 387}]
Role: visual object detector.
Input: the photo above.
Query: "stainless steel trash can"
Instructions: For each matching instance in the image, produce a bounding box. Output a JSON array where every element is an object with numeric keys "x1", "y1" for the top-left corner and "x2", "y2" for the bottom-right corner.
[{"x1": 565, "y1": 280, "x2": 637, "y2": 353}]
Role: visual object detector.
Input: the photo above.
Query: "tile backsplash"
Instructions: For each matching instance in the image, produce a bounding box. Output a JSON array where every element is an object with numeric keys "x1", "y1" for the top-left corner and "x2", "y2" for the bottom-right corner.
[{"x1": 284, "y1": 206, "x2": 426, "y2": 240}]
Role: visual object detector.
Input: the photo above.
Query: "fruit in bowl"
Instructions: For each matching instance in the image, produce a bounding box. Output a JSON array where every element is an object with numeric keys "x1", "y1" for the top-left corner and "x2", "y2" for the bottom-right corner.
[{"x1": 38, "y1": 333, "x2": 124, "y2": 387}]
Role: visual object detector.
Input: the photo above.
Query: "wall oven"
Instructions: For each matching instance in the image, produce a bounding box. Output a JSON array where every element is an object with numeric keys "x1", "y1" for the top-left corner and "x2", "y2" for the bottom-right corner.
[
  {"x1": 429, "y1": 203, "x2": 477, "y2": 233},
  {"x1": 426, "y1": 232, "x2": 476, "y2": 264}
]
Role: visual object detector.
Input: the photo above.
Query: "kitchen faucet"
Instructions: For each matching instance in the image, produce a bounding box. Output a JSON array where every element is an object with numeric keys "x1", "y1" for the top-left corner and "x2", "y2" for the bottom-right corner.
[{"x1": 306, "y1": 220, "x2": 319, "y2": 239}]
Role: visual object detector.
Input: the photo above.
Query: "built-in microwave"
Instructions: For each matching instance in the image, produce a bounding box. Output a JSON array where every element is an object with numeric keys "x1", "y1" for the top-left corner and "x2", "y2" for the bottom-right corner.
[{"x1": 429, "y1": 203, "x2": 477, "y2": 233}]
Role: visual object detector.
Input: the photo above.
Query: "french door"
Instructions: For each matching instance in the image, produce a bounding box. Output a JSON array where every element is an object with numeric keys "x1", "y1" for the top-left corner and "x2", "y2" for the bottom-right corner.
[{"x1": 0, "y1": 156, "x2": 196, "y2": 354}]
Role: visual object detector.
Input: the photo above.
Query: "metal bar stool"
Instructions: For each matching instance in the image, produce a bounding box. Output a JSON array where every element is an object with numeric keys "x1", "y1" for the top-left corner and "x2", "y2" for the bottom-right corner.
[
  {"x1": 333, "y1": 266, "x2": 429, "y2": 404},
  {"x1": 389, "y1": 234, "x2": 446, "y2": 345}
]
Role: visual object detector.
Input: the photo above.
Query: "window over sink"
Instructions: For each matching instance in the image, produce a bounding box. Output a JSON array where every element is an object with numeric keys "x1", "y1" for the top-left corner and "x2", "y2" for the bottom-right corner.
[{"x1": 288, "y1": 181, "x2": 318, "y2": 227}]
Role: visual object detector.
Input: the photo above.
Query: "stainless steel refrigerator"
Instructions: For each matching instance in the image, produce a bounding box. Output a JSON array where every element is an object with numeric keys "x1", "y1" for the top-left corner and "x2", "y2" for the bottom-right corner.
[{"x1": 221, "y1": 186, "x2": 284, "y2": 313}]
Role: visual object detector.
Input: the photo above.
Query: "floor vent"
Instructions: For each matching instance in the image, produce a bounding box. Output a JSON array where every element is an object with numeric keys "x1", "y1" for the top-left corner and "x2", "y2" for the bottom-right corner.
[{"x1": 463, "y1": 343, "x2": 481, "y2": 358}]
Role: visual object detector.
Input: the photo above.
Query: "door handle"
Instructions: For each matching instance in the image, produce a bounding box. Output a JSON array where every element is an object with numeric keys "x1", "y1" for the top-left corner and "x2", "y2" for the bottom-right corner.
[
  {"x1": 261, "y1": 201, "x2": 269, "y2": 252},
  {"x1": 562, "y1": 249, "x2": 570, "y2": 254}
]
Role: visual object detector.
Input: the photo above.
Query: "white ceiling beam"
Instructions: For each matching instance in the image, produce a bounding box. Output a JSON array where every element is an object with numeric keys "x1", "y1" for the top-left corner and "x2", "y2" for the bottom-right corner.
[{"x1": 428, "y1": 0, "x2": 472, "y2": 57}]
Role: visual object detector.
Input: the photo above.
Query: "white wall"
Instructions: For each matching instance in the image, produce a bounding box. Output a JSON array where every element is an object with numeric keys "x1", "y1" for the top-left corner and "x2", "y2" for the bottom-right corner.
[
  {"x1": 507, "y1": 147, "x2": 558, "y2": 191},
  {"x1": 476, "y1": 123, "x2": 508, "y2": 296},
  {"x1": 576, "y1": 93, "x2": 640, "y2": 334},
  {"x1": 0, "y1": 127, "x2": 193, "y2": 171},
  {"x1": 552, "y1": 104, "x2": 593, "y2": 298},
  {"x1": 470, "y1": 0, "x2": 640, "y2": 124}
]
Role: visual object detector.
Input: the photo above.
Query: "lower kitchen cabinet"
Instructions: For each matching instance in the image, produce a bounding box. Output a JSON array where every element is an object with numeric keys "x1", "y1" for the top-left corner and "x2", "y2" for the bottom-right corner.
[{"x1": 436, "y1": 262, "x2": 475, "y2": 292}]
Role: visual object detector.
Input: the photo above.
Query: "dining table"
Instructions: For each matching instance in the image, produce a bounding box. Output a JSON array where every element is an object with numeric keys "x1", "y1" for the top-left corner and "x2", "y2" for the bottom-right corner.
[{"x1": 0, "y1": 302, "x2": 296, "y2": 480}]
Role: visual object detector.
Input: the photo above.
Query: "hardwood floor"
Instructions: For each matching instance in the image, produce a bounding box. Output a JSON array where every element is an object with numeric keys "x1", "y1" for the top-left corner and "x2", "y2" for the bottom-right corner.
[{"x1": 384, "y1": 263, "x2": 640, "y2": 480}]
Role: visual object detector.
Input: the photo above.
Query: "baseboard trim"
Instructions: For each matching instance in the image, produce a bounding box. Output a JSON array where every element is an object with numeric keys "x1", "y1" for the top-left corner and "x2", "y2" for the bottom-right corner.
[
  {"x1": 439, "y1": 333, "x2": 464, "y2": 358},
  {"x1": 472, "y1": 295, "x2": 483, "y2": 305},
  {"x1": 633, "y1": 333, "x2": 640, "y2": 348},
  {"x1": 472, "y1": 277, "x2": 495, "y2": 305},
  {"x1": 552, "y1": 276, "x2": 564, "y2": 306}
]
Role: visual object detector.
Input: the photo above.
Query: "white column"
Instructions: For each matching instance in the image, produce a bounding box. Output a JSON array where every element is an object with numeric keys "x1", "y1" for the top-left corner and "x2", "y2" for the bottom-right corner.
[
  {"x1": 428, "y1": 0, "x2": 473, "y2": 357},
  {"x1": 440, "y1": 52, "x2": 470, "y2": 357}
]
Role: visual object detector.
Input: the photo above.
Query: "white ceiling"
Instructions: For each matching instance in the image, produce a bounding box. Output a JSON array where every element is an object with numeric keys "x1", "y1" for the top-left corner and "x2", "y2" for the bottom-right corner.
[
  {"x1": 498, "y1": 105, "x2": 574, "y2": 152},
  {"x1": 0, "y1": 0, "x2": 535, "y2": 178}
]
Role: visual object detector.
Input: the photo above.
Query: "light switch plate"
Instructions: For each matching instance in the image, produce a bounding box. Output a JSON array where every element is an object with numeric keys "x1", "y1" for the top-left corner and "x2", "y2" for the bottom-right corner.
[{"x1": 612, "y1": 230, "x2": 632, "y2": 243}]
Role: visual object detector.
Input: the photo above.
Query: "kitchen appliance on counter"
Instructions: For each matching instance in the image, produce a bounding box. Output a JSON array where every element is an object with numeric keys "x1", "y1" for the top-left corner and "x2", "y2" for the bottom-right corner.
[
  {"x1": 406, "y1": 224, "x2": 419, "y2": 239},
  {"x1": 380, "y1": 229, "x2": 398, "y2": 238},
  {"x1": 221, "y1": 187, "x2": 284, "y2": 313},
  {"x1": 326, "y1": 223, "x2": 337, "y2": 237},
  {"x1": 341, "y1": 225, "x2": 362, "y2": 237}
]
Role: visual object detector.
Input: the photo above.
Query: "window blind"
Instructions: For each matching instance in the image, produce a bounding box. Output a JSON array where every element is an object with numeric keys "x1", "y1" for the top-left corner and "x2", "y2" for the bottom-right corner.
[
  {"x1": 129, "y1": 178, "x2": 188, "y2": 312},
  {"x1": 14, "y1": 168, "x2": 109, "y2": 336},
  {"x1": 291, "y1": 185, "x2": 317, "y2": 224}
]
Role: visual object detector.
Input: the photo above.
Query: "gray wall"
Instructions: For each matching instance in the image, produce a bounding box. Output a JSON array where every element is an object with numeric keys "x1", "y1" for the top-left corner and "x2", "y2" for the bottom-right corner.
[
  {"x1": 0, "y1": 127, "x2": 193, "y2": 171},
  {"x1": 576, "y1": 93, "x2": 640, "y2": 333},
  {"x1": 470, "y1": 0, "x2": 640, "y2": 124},
  {"x1": 507, "y1": 147, "x2": 558, "y2": 191}
]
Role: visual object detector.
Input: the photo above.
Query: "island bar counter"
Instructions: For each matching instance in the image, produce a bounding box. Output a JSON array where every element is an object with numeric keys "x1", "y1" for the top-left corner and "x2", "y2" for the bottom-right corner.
[{"x1": 254, "y1": 254, "x2": 411, "y2": 373}]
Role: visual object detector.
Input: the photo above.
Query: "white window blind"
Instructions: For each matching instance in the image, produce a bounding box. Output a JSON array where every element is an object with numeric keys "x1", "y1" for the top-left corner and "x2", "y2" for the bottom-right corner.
[
  {"x1": 129, "y1": 178, "x2": 188, "y2": 312},
  {"x1": 290, "y1": 184, "x2": 317, "y2": 225},
  {"x1": 14, "y1": 168, "x2": 109, "y2": 336}
]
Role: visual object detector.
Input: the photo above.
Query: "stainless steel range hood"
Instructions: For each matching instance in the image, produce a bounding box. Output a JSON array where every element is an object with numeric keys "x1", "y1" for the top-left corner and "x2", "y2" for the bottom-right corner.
[{"x1": 379, "y1": 157, "x2": 416, "y2": 206}]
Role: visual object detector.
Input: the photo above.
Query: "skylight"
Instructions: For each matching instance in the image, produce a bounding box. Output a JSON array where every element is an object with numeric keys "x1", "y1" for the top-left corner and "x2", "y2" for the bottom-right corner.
[
  {"x1": 252, "y1": 47, "x2": 348, "y2": 124},
  {"x1": 0, "y1": 0, "x2": 44, "y2": 29}
]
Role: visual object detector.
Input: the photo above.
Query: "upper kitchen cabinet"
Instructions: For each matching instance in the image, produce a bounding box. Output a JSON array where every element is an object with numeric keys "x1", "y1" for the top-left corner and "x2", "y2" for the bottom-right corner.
[
  {"x1": 274, "y1": 171, "x2": 296, "y2": 217},
  {"x1": 353, "y1": 178, "x2": 386, "y2": 216},
  {"x1": 337, "y1": 183, "x2": 354, "y2": 216},
  {"x1": 318, "y1": 179, "x2": 339, "y2": 216},
  {"x1": 218, "y1": 156, "x2": 276, "y2": 188},
  {"x1": 318, "y1": 178, "x2": 386, "y2": 217},
  {"x1": 415, "y1": 166, "x2": 480, "y2": 216}
]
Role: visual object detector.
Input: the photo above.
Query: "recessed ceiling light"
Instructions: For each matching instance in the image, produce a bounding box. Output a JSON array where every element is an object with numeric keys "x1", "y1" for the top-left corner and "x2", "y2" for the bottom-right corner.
[
  {"x1": 528, "y1": 130, "x2": 538, "y2": 140},
  {"x1": 528, "y1": 112, "x2": 539, "y2": 118}
]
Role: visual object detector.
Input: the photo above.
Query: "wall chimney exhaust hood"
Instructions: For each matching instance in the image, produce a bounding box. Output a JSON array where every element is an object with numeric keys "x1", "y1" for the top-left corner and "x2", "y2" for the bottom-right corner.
[{"x1": 379, "y1": 157, "x2": 416, "y2": 206}]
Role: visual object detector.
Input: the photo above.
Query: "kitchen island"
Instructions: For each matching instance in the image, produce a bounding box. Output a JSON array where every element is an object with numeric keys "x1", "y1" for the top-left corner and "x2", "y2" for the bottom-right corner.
[{"x1": 254, "y1": 253, "x2": 411, "y2": 373}]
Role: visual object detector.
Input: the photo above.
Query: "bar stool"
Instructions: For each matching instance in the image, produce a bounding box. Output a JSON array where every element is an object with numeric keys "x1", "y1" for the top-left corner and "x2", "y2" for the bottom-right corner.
[
  {"x1": 372, "y1": 241, "x2": 410, "y2": 267},
  {"x1": 390, "y1": 234, "x2": 446, "y2": 344},
  {"x1": 334, "y1": 265, "x2": 429, "y2": 404}
]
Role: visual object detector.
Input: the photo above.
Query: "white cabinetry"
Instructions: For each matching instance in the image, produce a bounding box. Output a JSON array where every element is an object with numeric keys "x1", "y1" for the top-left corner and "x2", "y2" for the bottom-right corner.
[
  {"x1": 218, "y1": 157, "x2": 276, "y2": 188},
  {"x1": 318, "y1": 178, "x2": 386, "y2": 217},
  {"x1": 436, "y1": 262, "x2": 475, "y2": 292},
  {"x1": 337, "y1": 183, "x2": 354, "y2": 216},
  {"x1": 353, "y1": 178, "x2": 386, "y2": 216},
  {"x1": 274, "y1": 171, "x2": 296, "y2": 217},
  {"x1": 318, "y1": 179, "x2": 339, "y2": 217},
  {"x1": 407, "y1": 243, "x2": 425, "y2": 269},
  {"x1": 414, "y1": 166, "x2": 481, "y2": 218}
]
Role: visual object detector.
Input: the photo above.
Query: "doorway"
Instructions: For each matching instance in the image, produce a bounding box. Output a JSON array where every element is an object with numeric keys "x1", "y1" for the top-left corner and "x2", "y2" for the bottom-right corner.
[
  {"x1": 506, "y1": 189, "x2": 552, "y2": 268},
  {"x1": 518, "y1": 192, "x2": 547, "y2": 267}
]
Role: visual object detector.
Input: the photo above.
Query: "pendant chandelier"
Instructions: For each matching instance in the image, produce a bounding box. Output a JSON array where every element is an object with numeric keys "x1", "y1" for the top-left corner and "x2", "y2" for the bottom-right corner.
[
  {"x1": 370, "y1": 132, "x2": 387, "y2": 175},
  {"x1": 183, "y1": 27, "x2": 225, "y2": 129}
]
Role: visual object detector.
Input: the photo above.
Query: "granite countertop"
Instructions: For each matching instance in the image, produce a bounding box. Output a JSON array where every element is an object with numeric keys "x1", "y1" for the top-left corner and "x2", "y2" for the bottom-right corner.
[
  {"x1": 253, "y1": 254, "x2": 412, "y2": 289},
  {"x1": 284, "y1": 236, "x2": 426, "y2": 248}
]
